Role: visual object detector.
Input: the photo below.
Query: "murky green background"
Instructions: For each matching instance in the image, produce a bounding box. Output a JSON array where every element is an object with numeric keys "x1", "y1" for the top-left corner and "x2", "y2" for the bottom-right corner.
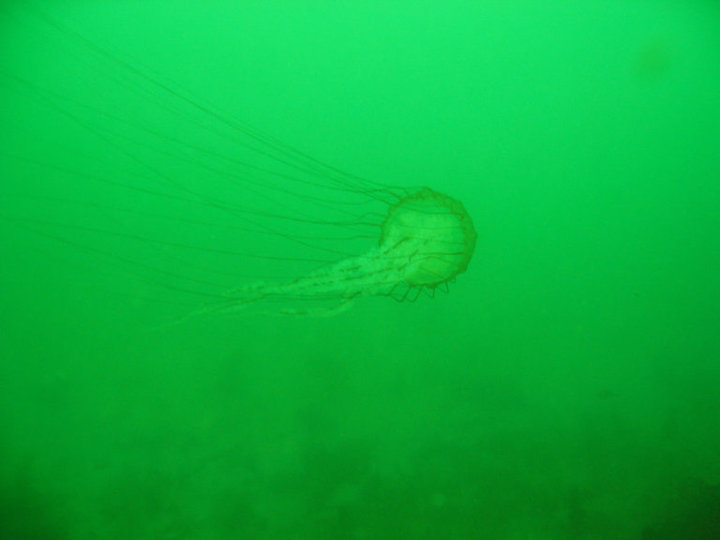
[{"x1": 1, "y1": 1, "x2": 719, "y2": 538}]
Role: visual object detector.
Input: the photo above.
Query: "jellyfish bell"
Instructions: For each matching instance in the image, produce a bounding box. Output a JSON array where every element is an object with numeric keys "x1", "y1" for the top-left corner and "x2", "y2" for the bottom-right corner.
[
  {"x1": 0, "y1": 6, "x2": 478, "y2": 322},
  {"x1": 379, "y1": 187, "x2": 476, "y2": 289}
]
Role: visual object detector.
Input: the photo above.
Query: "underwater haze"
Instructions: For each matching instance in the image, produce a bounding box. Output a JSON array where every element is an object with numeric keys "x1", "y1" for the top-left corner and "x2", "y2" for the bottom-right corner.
[{"x1": 1, "y1": 1, "x2": 719, "y2": 538}]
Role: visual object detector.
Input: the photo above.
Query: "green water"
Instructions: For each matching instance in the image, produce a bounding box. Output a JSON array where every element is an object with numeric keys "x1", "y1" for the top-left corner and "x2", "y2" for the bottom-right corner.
[{"x1": 1, "y1": 1, "x2": 719, "y2": 538}]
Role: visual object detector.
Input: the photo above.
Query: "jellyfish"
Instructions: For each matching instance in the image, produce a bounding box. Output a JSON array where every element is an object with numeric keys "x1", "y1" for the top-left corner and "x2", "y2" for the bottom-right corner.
[
  {"x1": 0, "y1": 5, "x2": 477, "y2": 320},
  {"x1": 201, "y1": 186, "x2": 476, "y2": 316}
]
